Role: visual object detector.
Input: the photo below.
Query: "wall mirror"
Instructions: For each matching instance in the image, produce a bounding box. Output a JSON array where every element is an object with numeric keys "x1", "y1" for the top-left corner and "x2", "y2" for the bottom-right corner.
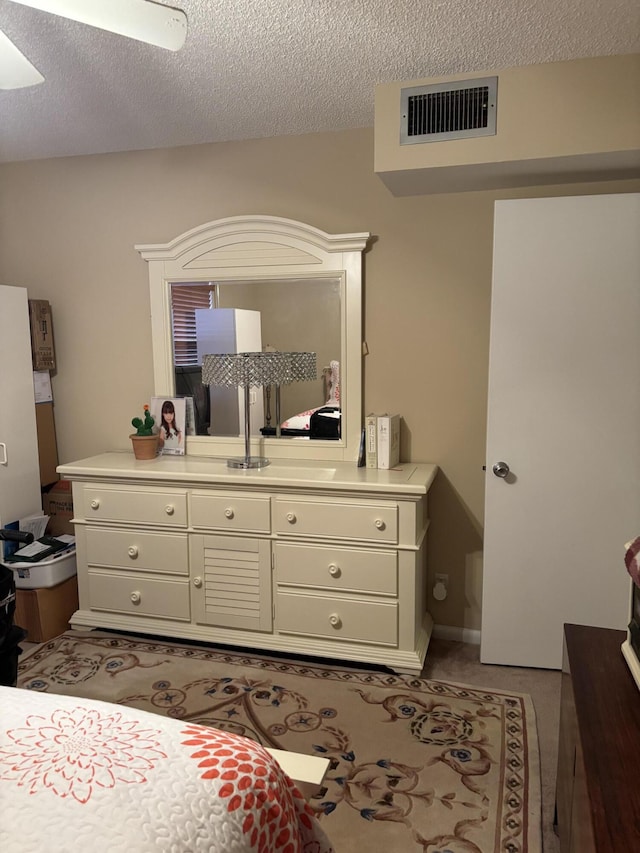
[{"x1": 136, "y1": 216, "x2": 370, "y2": 462}]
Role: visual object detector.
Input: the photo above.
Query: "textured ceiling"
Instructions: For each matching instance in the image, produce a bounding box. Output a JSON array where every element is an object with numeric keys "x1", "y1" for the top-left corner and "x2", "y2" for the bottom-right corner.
[{"x1": 0, "y1": 0, "x2": 638, "y2": 164}]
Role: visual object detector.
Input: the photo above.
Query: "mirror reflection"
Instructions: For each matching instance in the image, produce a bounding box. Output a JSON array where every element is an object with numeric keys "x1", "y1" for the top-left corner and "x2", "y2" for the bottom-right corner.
[{"x1": 170, "y1": 277, "x2": 341, "y2": 439}]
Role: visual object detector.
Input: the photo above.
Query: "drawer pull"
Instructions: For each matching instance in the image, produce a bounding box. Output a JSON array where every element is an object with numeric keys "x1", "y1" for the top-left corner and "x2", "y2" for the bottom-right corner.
[
  {"x1": 165, "y1": 504, "x2": 175, "y2": 516},
  {"x1": 224, "y1": 508, "x2": 234, "y2": 519},
  {"x1": 130, "y1": 591, "x2": 141, "y2": 604},
  {"x1": 328, "y1": 563, "x2": 341, "y2": 578},
  {"x1": 286, "y1": 512, "x2": 297, "y2": 524},
  {"x1": 90, "y1": 499, "x2": 100, "y2": 510},
  {"x1": 193, "y1": 576, "x2": 203, "y2": 588},
  {"x1": 328, "y1": 613, "x2": 342, "y2": 628},
  {"x1": 374, "y1": 518, "x2": 385, "y2": 530},
  {"x1": 127, "y1": 546, "x2": 139, "y2": 558}
]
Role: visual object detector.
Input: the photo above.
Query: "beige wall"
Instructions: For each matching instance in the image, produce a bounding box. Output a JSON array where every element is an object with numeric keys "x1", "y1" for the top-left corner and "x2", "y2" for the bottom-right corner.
[
  {"x1": 1, "y1": 127, "x2": 637, "y2": 631},
  {"x1": 375, "y1": 54, "x2": 640, "y2": 194}
]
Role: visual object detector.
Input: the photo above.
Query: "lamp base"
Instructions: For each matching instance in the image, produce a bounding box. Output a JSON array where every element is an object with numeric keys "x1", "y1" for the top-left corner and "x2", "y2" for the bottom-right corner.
[{"x1": 227, "y1": 456, "x2": 271, "y2": 470}]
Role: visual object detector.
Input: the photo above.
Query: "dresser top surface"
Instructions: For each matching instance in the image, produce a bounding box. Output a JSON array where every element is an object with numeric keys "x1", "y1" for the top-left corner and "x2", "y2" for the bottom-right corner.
[{"x1": 58, "y1": 452, "x2": 438, "y2": 495}]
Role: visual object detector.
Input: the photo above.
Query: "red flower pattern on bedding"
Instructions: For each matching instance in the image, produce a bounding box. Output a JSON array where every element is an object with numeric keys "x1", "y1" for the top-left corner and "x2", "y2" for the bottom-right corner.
[
  {"x1": 181, "y1": 725, "x2": 316, "y2": 853},
  {"x1": 0, "y1": 706, "x2": 166, "y2": 803}
]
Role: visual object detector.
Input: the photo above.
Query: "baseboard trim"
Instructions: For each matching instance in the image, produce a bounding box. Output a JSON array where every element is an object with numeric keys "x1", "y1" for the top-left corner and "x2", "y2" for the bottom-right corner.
[{"x1": 432, "y1": 624, "x2": 481, "y2": 645}]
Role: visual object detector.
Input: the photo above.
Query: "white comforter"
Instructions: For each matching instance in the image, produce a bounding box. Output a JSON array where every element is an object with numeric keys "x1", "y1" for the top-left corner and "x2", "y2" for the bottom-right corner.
[{"x1": 0, "y1": 686, "x2": 333, "y2": 853}]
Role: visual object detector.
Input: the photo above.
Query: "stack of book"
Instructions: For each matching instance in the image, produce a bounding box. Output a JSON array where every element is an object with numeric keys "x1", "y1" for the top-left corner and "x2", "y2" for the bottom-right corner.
[{"x1": 365, "y1": 413, "x2": 401, "y2": 469}]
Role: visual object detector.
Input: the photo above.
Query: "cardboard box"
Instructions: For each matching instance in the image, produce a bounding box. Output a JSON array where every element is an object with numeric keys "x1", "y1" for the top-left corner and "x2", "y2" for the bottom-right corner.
[
  {"x1": 14, "y1": 575, "x2": 79, "y2": 642},
  {"x1": 35, "y1": 401, "x2": 59, "y2": 487},
  {"x1": 28, "y1": 299, "x2": 56, "y2": 370},
  {"x1": 43, "y1": 480, "x2": 74, "y2": 536}
]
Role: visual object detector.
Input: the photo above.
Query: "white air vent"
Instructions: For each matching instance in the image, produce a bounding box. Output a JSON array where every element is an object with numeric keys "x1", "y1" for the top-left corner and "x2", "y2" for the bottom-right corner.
[{"x1": 400, "y1": 77, "x2": 497, "y2": 144}]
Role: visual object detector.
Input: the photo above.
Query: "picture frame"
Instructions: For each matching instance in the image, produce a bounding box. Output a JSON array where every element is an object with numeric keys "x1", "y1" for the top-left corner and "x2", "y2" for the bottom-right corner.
[{"x1": 150, "y1": 396, "x2": 187, "y2": 456}]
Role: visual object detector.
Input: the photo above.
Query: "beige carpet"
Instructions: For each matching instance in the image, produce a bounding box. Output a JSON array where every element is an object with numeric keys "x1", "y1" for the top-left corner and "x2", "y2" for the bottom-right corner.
[{"x1": 17, "y1": 632, "x2": 542, "y2": 853}]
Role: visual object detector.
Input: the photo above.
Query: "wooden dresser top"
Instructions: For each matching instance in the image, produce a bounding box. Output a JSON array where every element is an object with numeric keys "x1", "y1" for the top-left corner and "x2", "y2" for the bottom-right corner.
[{"x1": 564, "y1": 624, "x2": 640, "y2": 853}]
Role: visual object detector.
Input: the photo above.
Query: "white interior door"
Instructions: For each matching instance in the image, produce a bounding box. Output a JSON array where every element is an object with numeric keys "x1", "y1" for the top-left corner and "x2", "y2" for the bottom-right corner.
[
  {"x1": 0, "y1": 285, "x2": 42, "y2": 532},
  {"x1": 481, "y1": 193, "x2": 640, "y2": 669}
]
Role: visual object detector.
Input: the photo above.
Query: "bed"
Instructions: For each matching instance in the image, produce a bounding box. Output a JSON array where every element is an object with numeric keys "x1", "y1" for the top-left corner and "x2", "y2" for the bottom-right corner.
[
  {"x1": 0, "y1": 685, "x2": 333, "y2": 853},
  {"x1": 261, "y1": 360, "x2": 341, "y2": 440}
]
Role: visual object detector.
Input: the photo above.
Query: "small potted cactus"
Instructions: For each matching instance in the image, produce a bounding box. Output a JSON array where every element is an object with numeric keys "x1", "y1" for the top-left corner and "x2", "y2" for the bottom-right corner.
[{"x1": 130, "y1": 404, "x2": 159, "y2": 460}]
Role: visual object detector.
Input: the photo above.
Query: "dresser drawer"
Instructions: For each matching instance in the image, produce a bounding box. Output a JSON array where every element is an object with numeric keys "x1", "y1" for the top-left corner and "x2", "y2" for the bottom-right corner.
[
  {"x1": 87, "y1": 570, "x2": 190, "y2": 620},
  {"x1": 276, "y1": 591, "x2": 397, "y2": 645},
  {"x1": 81, "y1": 486, "x2": 187, "y2": 527},
  {"x1": 274, "y1": 497, "x2": 398, "y2": 543},
  {"x1": 85, "y1": 527, "x2": 188, "y2": 575},
  {"x1": 190, "y1": 492, "x2": 271, "y2": 533},
  {"x1": 275, "y1": 542, "x2": 397, "y2": 595}
]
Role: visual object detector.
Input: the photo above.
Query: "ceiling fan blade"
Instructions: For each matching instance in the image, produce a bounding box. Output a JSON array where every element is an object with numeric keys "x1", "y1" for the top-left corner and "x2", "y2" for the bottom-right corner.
[
  {"x1": 0, "y1": 28, "x2": 44, "y2": 89},
  {"x1": 7, "y1": 0, "x2": 187, "y2": 52}
]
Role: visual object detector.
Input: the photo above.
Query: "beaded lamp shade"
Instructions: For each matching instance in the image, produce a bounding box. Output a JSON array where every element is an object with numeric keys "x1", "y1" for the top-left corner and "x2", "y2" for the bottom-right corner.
[
  {"x1": 202, "y1": 351, "x2": 316, "y2": 389},
  {"x1": 202, "y1": 351, "x2": 316, "y2": 469}
]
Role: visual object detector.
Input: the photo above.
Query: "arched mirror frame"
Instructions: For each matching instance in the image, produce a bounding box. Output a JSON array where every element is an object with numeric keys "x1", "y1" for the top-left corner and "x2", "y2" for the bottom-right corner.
[{"x1": 136, "y1": 215, "x2": 370, "y2": 462}]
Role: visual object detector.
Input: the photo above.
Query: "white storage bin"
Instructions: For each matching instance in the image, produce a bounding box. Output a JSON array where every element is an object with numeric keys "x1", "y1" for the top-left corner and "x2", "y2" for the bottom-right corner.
[{"x1": 8, "y1": 548, "x2": 77, "y2": 590}]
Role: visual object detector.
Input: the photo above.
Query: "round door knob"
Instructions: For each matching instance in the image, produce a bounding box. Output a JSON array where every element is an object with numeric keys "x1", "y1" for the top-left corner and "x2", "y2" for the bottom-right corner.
[
  {"x1": 165, "y1": 504, "x2": 175, "y2": 516},
  {"x1": 328, "y1": 613, "x2": 341, "y2": 628},
  {"x1": 90, "y1": 499, "x2": 100, "y2": 510},
  {"x1": 127, "y1": 546, "x2": 138, "y2": 558},
  {"x1": 224, "y1": 508, "x2": 234, "y2": 519},
  {"x1": 328, "y1": 563, "x2": 341, "y2": 578},
  {"x1": 130, "y1": 591, "x2": 141, "y2": 604},
  {"x1": 492, "y1": 461, "x2": 510, "y2": 478},
  {"x1": 374, "y1": 519, "x2": 385, "y2": 530},
  {"x1": 193, "y1": 576, "x2": 203, "y2": 588},
  {"x1": 286, "y1": 512, "x2": 296, "y2": 524}
]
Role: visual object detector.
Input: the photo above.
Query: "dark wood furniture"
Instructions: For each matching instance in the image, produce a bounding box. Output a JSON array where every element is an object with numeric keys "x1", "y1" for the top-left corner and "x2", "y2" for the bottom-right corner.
[{"x1": 555, "y1": 624, "x2": 640, "y2": 852}]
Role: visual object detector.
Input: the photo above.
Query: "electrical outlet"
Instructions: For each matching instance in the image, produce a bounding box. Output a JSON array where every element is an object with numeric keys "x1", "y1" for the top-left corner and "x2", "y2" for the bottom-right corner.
[{"x1": 435, "y1": 573, "x2": 449, "y2": 586}]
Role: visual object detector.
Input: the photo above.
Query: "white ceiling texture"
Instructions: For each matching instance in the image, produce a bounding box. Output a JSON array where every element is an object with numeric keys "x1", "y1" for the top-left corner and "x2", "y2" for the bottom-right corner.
[{"x1": 0, "y1": 0, "x2": 638, "y2": 164}]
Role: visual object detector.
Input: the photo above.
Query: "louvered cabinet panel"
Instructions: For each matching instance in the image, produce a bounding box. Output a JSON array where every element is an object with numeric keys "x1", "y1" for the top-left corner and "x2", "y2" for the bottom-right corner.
[{"x1": 190, "y1": 534, "x2": 272, "y2": 632}]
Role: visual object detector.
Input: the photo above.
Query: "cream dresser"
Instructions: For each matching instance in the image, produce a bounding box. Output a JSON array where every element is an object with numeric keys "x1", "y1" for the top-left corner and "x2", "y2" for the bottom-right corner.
[{"x1": 58, "y1": 453, "x2": 437, "y2": 673}]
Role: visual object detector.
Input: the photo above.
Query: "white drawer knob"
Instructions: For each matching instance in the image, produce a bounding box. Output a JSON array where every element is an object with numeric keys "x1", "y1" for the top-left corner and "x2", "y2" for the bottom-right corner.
[
  {"x1": 165, "y1": 504, "x2": 175, "y2": 516},
  {"x1": 328, "y1": 563, "x2": 341, "y2": 578},
  {"x1": 130, "y1": 591, "x2": 141, "y2": 604},
  {"x1": 224, "y1": 508, "x2": 234, "y2": 519},
  {"x1": 193, "y1": 576, "x2": 203, "y2": 588},
  {"x1": 286, "y1": 512, "x2": 297, "y2": 524},
  {"x1": 328, "y1": 613, "x2": 342, "y2": 628},
  {"x1": 374, "y1": 518, "x2": 385, "y2": 530},
  {"x1": 128, "y1": 546, "x2": 138, "y2": 558},
  {"x1": 90, "y1": 499, "x2": 100, "y2": 510}
]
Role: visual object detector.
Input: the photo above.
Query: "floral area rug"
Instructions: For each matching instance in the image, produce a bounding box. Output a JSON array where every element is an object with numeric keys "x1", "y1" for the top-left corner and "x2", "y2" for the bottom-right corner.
[{"x1": 17, "y1": 632, "x2": 541, "y2": 853}]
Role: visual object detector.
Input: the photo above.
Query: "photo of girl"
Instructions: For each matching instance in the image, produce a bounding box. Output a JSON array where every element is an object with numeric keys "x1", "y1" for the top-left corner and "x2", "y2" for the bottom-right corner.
[{"x1": 151, "y1": 397, "x2": 186, "y2": 455}]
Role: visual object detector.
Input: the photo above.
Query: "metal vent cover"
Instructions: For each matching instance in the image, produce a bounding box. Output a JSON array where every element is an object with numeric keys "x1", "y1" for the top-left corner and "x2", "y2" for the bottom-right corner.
[{"x1": 400, "y1": 76, "x2": 497, "y2": 144}]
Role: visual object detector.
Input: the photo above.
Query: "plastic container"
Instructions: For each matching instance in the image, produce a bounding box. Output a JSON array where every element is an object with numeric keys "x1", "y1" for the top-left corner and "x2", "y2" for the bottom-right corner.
[{"x1": 6, "y1": 548, "x2": 77, "y2": 590}]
